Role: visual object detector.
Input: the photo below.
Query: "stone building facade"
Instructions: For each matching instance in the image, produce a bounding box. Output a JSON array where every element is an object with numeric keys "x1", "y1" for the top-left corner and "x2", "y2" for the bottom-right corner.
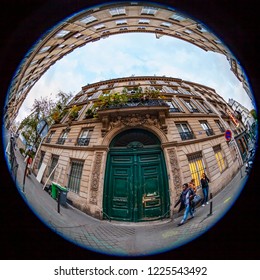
[{"x1": 34, "y1": 75, "x2": 247, "y2": 222}]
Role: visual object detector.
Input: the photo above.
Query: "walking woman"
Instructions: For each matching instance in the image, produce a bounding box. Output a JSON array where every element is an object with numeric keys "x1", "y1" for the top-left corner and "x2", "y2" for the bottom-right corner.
[{"x1": 201, "y1": 172, "x2": 210, "y2": 206}]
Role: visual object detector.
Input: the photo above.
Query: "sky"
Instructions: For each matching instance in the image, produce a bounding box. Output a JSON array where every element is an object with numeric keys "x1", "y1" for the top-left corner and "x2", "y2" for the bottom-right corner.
[{"x1": 15, "y1": 32, "x2": 255, "y2": 123}]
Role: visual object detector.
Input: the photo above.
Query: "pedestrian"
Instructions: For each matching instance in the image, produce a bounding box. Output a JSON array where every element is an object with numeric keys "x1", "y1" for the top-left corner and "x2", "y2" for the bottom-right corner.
[
  {"x1": 175, "y1": 183, "x2": 195, "y2": 226},
  {"x1": 201, "y1": 172, "x2": 210, "y2": 206},
  {"x1": 189, "y1": 179, "x2": 196, "y2": 212},
  {"x1": 26, "y1": 152, "x2": 33, "y2": 177}
]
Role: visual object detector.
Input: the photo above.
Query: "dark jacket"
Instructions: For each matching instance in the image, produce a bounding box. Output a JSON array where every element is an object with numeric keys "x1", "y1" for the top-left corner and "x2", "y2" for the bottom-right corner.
[
  {"x1": 174, "y1": 187, "x2": 195, "y2": 212},
  {"x1": 201, "y1": 176, "x2": 210, "y2": 189}
]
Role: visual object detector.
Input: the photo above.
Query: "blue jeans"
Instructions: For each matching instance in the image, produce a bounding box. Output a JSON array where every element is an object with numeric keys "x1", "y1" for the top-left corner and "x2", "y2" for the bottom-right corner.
[
  {"x1": 181, "y1": 204, "x2": 194, "y2": 223},
  {"x1": 202, "y1": 187, "x2": 209, "y2": 204}
]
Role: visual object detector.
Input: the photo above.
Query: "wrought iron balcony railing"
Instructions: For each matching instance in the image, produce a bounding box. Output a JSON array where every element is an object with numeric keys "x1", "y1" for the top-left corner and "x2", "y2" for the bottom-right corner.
[
  {"x1": 98, "y1": 99, "x2": 168, "y2": 110},
  {"x1": 76, "y1": 137, "x2": 91, "y2": 146},
  {"x1": 179, "y1": 131, "x2": 195, "y2": 140},
  {"x1": 205, "y1": 129, "x2": 214, "y2": 136},
  {"x1": 56, "y1": 138, "x2": 66, "y2": 145}
]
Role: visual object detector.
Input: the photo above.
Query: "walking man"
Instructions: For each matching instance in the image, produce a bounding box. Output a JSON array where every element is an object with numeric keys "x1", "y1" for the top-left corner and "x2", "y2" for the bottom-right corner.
[{"x1": 175, "y1": 183, "x2": 195, "y2": 226}]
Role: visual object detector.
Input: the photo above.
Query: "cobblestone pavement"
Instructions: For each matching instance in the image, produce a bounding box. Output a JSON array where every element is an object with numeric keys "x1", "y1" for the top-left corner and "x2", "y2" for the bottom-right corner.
[{"x1": 14, "y1": 150, "x2": 248, "y2": 257}]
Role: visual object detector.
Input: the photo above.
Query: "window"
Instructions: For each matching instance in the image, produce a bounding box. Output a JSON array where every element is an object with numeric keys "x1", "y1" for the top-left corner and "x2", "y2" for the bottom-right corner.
[
  {"x1": 46, "y1": 130, "x2": 55, "y2": 143},
  {"x1": 79, "y1": 15, "x2": 97, "y2": 24},
  {"x1": 213, "y1": 145, "x2": 227, "y2": 173},
  {"x1": 57, "y1": 129, "x2": 69, "y2": 145},
  {"x1": 182, "y1": 99, "x2": 199, "y2": 112},
  {"x1": 141, "y1": 6, "x2": 158, "y2": 15},
  {"x1": 55, "y1": 30, "x2": 70, "y2": 38},
  {"x1": 170, "y1": 13, "x2": 186, "y2": 21},
  {"x1": 48, "y1": 155, "x2": 59, "y2": 180},
  {"x1": 109, "y1": 7, "x2": 126, "y2": 16},
  {"x1": 166, "y1": 101, "x2": 180, "y2": 112},
  {"x1": 161, "y1": 22, "x2": 172, "y2": 27},
  {"x1": 76, "y1": 129, "x2": 93, "y2": 146},
  {"x1": 39, "y1": 46, "x2": 51, "y2": 53},
  {"x1": 187, "y1": 152, "x2": 206, "y2": 187},
  {"x1": 176, "y1": 123, "x2": 194, "y2": 140},
  {"x1": 116, "y1": 19, "x2": 127, "y2": 25},
  {"x1": 139, "y1": 19, "x2": 150, "y2": 24},
  {"x1": 215, "y1": 120, "x2": 225, "y2": 132},
  {"x1": 199, "y1": 101, "x2": 213, "y2": 113},
  {"x1": 67, "y1": 160, "x2": 84, "y2": 194},
  {"x1": 94, "y1": 23, "x2": 105, "y2": 30},
  {"x1": 200, "y1": 121, "x2": 214, "y2": 136}
]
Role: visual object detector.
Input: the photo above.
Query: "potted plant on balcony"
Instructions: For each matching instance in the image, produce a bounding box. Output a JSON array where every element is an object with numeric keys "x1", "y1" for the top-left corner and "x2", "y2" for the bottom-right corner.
[{"x1": 68, "y1": 105, "x2": 82, "y2": 121}]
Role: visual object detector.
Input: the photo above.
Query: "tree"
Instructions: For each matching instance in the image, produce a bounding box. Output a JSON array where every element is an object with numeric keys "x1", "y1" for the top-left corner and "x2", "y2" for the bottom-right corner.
[
  {"x1": 18, "y1": 91, "x2": 73, "y2": 149},
  {"x1": 250, "y1": 109, "x2": 258, "y2": 120}
]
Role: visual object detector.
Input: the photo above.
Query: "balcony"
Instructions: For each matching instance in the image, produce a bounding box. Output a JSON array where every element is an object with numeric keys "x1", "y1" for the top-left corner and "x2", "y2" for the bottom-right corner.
[
  {"x1": 76, "y1": 137, "x2": 91, "y2": 146},
  {"x1": 169, "y1": 107, "x2": 181, "y2": 113},
  {"x1": 179, "y1": 131, "x2": 195, "y2": 140},
  {"x1": 56, "y1": 138, "x2": 66, "y2": 145},
  {"x1": 205, "y1": 129, "x2": 214, "y2": 136},
  {"x1": 98, "y1": 98, "x2": 168, "y2": 110}
]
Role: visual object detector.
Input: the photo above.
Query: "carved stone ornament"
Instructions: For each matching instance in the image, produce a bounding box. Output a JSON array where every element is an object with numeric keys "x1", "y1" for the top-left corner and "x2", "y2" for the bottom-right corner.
[
  {"x1": 101, "y1": 113, "x2": 167, "y2": 136},
  {"x1": 89, "y1": 152, "x2": 103, "y2": 205},
  {"x1": 168, "y1": 148, "x2": 182, "y2": 197}
]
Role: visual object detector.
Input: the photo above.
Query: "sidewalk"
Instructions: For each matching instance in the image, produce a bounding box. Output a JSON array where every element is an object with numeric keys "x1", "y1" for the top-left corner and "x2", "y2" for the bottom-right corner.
[{"x1": 14, "y1": 150, "x2": 248, "y2": 257}]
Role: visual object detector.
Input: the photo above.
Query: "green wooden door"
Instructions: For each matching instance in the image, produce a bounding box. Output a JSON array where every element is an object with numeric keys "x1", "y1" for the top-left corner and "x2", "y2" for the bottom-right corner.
[{"x1": 103, "y1": 130, "x2": 169, "y2": 222}]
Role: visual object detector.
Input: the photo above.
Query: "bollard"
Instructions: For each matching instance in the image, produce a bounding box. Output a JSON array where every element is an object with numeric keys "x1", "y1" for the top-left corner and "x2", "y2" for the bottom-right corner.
[
  {"x1": 57, "y1": 190, "x2": 61, "y2": 214},
  {"x1": 208, "y1": 192, "x2": 213, "y2": 216}
]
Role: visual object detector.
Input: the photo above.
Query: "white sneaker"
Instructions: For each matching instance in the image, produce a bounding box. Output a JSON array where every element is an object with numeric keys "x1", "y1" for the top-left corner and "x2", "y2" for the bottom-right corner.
[
  {"x1": 202, "y1": 204, "x2": 205, "y2": 207},
  {"x1": 206, "y1": 202, "x2": 209, "y2": 205}
]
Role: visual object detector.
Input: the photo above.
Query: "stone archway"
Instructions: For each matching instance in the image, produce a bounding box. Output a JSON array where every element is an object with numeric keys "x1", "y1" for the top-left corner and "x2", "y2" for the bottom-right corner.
[{"x1": 103, "y1": 128, "x2": 170, "y2": 222}]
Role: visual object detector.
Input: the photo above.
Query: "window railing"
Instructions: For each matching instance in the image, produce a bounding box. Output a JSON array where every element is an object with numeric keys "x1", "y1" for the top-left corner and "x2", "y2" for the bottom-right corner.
[
  {"x1": 169, "y1": 107, "x2": 181, "y2": 113},
  {"x1": 76, "y1": 137, "x2": 91, "y2": 146},
  {"x1": 219, "y1": 127, "x2": 225, "y2": 133},
  {"x1": 205, "y1": 129, "x2": 214, "y2": 136},
  {"x1": 56, "y1": 137, "x2": 66, "y2": 145},
  {"x1": 98, "y1": 99, "x2": 168, "y2": 110},
  {"x1": 45, "y1": 138, "x2": 52, "y2": 143},
  {"x1": 191, "y1": 108, "x2": 200, "y2": 113},
  {"x1": 179, "y1": 131, "x2": 195, "y2": 140}
]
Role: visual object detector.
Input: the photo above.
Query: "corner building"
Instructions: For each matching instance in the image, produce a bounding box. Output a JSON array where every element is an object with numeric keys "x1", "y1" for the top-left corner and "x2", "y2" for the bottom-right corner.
[{"x1": 36, "y1": 76, "x2": 246, "y2": 222}]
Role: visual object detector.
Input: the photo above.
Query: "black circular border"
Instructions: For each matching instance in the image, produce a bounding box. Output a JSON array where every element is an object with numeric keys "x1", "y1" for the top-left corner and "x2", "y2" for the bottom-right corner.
[{"x1": 0, "y1": 0, "x2": 259, "y2": 260}]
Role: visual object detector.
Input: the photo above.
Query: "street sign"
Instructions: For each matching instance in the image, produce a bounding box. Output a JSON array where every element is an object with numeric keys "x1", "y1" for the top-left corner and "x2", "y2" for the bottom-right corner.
[{"x1": 225, "y1": 129, "x2": 232, "y2": 141}]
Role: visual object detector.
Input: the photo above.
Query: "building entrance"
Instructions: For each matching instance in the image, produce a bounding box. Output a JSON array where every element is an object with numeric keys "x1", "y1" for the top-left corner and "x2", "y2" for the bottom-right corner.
[{"x1": 103, "y1": 129, "x2": 170, "y2": 222}]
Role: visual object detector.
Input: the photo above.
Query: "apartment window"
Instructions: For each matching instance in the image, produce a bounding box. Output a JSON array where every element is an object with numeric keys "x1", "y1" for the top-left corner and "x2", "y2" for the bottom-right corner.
[
  {"x1": 116, "y1": 19, "x2": 127, "y2": 25},
  {"x1": 48, "y1": 155, "x2": 59, "y2": 180},
  {"x1": 161, "y1": 22, "x2": 172, "y2": 28},
  {"x1": 55, "y1": 30, "x2": 70, "y2": 38},
  {"x1": 67, "y1": 160, "x2": 84, "y2": 194},
  {"x1": 94, "y1": 23, "x2": 105, "y2": 30},
  {"x1": 57, "y1": 129, "x2": 69, "y2": 145},
  {"x1": 198, "y1": 101, "x2": 213, "y2": 113},
  {"x1": 170, "y1": 13, "x2": 186, "y2": 21},
  {"x1": 139, "y1": 19, "x2": 150, "y2": 24},
  {"x1": 200, "y1": 121, "x2": 214, "y2": 136},
  {"x1": 79, "y1": 15, "x2": 97, "y2": 24},
  {"x1": 141, "y1": 6, "x2": 158, "y2": 15},
  {"x1": 166, "y1": 101, "x2": 180, "y2": 112},
  {"x1": 187, "y1": 152, "x2": 206, "y2": 187},
  {"x1": 183, "y1": 99, "x2": 199, "y2": 113},
  {"x1": 213, "y1": 145, "x2": 227, "y2": 173},
  {"x1": 176, "y1": 123, "x2": 195, "y2": 140},
  {"x1": 76, "y1": 129, "x2": 93, "y2": 146},
  {"x1": 46, "y1": 130, "x2": 55, "y2": 143},
  {"x1": 215, "y1": 120, "x2": 226, "y2": 133},
  {"x1": 39, "y1": 46, "x2": 51, "y2": 53},
  {"x1": 109, "y1": 7, "x2": 126, "y2": 16}
]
